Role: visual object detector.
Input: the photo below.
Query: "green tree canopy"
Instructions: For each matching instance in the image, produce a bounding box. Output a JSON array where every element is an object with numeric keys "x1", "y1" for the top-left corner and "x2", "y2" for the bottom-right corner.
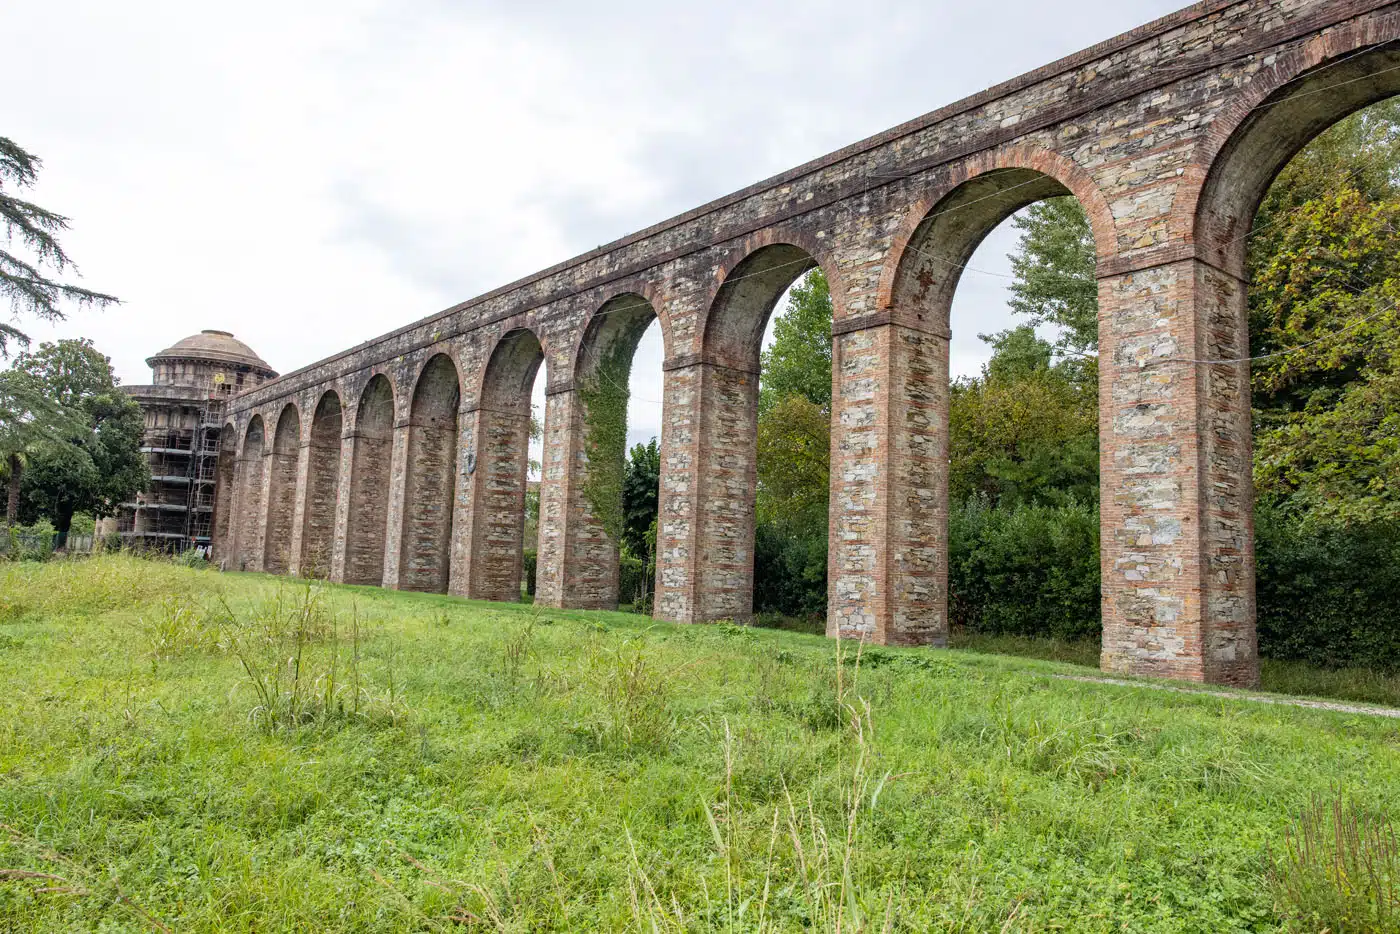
[
  {"x1": 1007, "y1": 196, "x2": 1099, "y2": 355},
  {"x1": 950, "y1": 327, "x2": 1099, "y2": 509},
  {"x1": 622, "y1": 438, "x2": 660, "y2": 562},
  {"x1": 758, "y1": 269, "x2": 832, "y2": 416},
  {"x1": 1, "y1": 138, "x2": 118, "y2": 357},
  {"x1": 11, "y1": 338, "x2": 146, "y2": 545},
  {"x1": 1249, "y1": 187, "x2": 1400, "y2": 522},
  {"x1": 0, "y1": 366, "x2": 85, "y2": 526}
]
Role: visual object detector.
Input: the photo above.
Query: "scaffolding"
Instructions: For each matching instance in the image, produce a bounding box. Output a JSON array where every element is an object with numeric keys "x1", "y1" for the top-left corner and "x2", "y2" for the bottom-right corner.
[
  {"x1": 185, "y1": 395, "x2": 224, "y2": 549},
  {"x1": 123, "y1": 381, "x2": 226, "y2": 554}
]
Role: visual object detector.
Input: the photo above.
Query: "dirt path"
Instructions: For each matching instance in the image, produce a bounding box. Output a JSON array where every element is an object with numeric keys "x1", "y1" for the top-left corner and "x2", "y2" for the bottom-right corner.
[{"x1": 1052, "y1": 673, "x2": 1400, "y2": 719}]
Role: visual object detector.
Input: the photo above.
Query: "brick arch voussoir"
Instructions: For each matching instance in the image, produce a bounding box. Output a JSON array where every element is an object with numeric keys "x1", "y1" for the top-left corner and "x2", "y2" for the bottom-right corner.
[
  {"x1": 697, "y1": 225, "x2": 849, "y2": 361},
  {"x1": 346, "y1": 368, "x2": 399, "y2": 436},
  {"x1": 473, "y1": 316, "x2": 549, "y2": 409},
  {"x1": 569, "y1": 278, "x2": 669, "y2": 382},
  {"x1": 1174, "y1": 13, "x2": 1400, "y2": 246},
  {"x1": 876, "y1": 144, "x2": 1118, "y2": 311}
]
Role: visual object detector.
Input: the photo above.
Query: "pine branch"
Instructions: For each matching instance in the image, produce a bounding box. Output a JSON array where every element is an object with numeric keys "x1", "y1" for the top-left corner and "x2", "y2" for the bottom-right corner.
[
  {"x1": 0, "y1": 137, "x2": 119, "y2": 358},
  {"x1": 0, "y1": 138, "x2": 40, "y2": 188},
  {"x1": 1, "y1": 251, "x2": 118, "y2": 318},
  {"x1": 0, "y1": 321, "x2": 28, "y2": 356},
  {"x1": 0, "y1": 190, "x2": 74, "y2": 268}
]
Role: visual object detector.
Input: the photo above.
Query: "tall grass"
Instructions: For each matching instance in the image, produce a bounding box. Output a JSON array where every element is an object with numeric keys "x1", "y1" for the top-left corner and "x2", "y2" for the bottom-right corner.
[
  {"x1": 4, "y1": 554, "x2": 1400, "y2": 930},
  {"x1": 1271, "y1": 795, "x2": 1400, "y2": 932}
]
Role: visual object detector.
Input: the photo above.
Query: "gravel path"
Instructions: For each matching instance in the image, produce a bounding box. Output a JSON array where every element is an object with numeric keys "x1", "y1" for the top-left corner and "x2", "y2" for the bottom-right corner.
[{"x1": 1052, "y1": 673, "x2": 1400, "y2": 719}]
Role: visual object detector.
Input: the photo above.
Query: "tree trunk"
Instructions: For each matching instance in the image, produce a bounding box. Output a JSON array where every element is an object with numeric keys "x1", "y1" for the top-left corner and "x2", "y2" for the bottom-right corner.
[{"x1": 5, "y1": 454, "x2": 19, "y2": 528}]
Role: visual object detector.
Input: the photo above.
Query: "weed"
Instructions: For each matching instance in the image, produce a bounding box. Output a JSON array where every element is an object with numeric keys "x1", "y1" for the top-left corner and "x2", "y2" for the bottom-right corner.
[
  {"x1": 499, "y1": 615, "x2": 537, "y2": 687},
  {"x1": 1270, "y1": 794, "x2": 1400, "y2": 932},
  {"x1": 228, "y1": 584, "x2": 407, "y2": 733},
  {"x1": 141, "y1": 594, "x2": 220, "y2": 660}
]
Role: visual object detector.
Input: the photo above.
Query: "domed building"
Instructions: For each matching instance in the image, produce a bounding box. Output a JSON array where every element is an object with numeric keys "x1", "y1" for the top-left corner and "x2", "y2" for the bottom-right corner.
[{"x1": 114, "y1": 331, "x2": 278, "y2": 551}]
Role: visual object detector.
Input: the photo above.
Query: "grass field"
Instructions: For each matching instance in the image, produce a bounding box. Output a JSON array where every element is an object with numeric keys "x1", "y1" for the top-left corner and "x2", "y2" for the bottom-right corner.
[{"x1": 2, "y1": 555, "x2": 1398, "y2": 931}]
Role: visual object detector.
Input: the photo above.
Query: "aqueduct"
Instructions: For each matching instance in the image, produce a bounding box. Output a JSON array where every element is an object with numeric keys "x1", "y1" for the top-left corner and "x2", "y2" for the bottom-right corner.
[{"x1": 216, "y1": 0, "x2": 1400, "y2": 686}]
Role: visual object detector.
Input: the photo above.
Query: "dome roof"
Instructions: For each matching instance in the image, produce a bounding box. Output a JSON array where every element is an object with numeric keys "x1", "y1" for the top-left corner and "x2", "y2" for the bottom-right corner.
[{"x1": 147, "y1": 330, "x2": 277, "y2": 375}]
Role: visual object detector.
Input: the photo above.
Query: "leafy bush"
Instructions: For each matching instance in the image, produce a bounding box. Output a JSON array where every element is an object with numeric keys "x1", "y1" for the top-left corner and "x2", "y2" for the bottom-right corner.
[
  {"x1": 1256, "y1": 508, "x2": 1400, "y2": 671},
  {"x1": 949, "y1": 497, "x2": 1100, "y2": 641},
  {"x1": 522, "y1": 547, "x2": 537, "y2": 599},
  {"x1": 753, "y1": 520, "x2": 828, "y2": 618},
  {"x1": 174, "y1": 547, "x2": 209, "y2": 570},
  {"x1": 3, "y1": 520, "x2": 56, "y2": 562},
  {"x1": 619, "y1": 549, "x2": 649, "y2": 611}
]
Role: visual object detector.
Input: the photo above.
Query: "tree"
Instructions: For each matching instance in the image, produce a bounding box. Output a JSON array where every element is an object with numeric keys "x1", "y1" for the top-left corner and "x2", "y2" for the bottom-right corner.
[
  {"x1": 1248, "y1": 187, "x2": 1400, "y2": 522},
  {"x1": 950, "y1": 327, "x2": 1099, "y2": 509},
  {"x1": 753, "y1": 269, "x2": 836, "y2": 616},
  {"x1": 1, "y1": 138, "x2": 118, "y2": 357},
  {"x1": 758, "y1": 269, "x2": 833, "y2": 416},
  {"x1": 11, "y1": 339, "x2": 146, "y2": 546},
  {"x1": 1006, "y1": 196, "x2": 1098, "y2": 355},
  {"x1": 0, "y1": 366, "x2": 84, "y2": 526},
  {"x1": 621, "y1": 438, "x2": 660, "y2": 563}
]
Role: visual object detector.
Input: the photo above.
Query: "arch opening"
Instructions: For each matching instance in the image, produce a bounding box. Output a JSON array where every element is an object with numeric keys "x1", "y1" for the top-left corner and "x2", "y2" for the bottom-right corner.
[
  {"x1": 399, "y1": 354, "x2": 460, "y2": 593},
  {"x1": 345, "y1": 375, "x2": 394, "y2": 586},
  {"x1": 263, "y1": 404, "x2": 301, "y2": 575},
  {"x1": 468, "y1": 328, "x2": 545, "y2": 603},
  {"x1": 234, "y1": 416, "x2": 266, "y2": 572},
  {"x1": 694, "y1": 243, "x2": 820, "y2": 623},
  {"x1": 299, "y1": 391, "x2": 343, "y2": 579},
  {"x1": 564, "y1": 294, "x2": 662, "y2": 612},
  {"x1": 876, "y1": 166, "x2": 1104, "y2": 648}
]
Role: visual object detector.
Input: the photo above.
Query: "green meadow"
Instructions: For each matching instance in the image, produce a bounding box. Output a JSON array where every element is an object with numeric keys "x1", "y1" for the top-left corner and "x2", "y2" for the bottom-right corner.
[{"x1": 1, "y1": 555, "x2": 1397, "y2": 931}]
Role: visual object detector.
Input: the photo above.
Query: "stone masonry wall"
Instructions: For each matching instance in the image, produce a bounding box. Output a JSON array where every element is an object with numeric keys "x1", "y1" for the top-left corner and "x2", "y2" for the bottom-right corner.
[{"x1": 222, "y1": 0, "x2": 1400, "y2": 686}]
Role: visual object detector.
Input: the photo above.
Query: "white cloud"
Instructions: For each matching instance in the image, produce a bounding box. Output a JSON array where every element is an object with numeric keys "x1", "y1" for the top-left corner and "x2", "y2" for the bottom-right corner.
[{"x1": 8, "y1": 0, "x2": 1178, "y2": 436}]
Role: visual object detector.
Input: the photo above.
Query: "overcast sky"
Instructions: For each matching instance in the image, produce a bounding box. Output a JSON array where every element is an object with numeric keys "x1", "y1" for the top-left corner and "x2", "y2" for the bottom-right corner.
[{"x1": 9, "y1": 0, "x2": 1183, "y2": 454}]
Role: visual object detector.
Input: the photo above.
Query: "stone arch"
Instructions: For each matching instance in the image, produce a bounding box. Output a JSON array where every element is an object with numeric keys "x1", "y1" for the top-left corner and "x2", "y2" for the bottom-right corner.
[
  {"x1": 850, "y1": 156, "x2": 1112, "y2": 647},
  {"x1": 212, "y1": 422, "x2": 238, "y2": 565},
  {"x1": 701, "y1": 238, "x2": 832, "y2": 371},
  {"x1": 879, "y1": 151, "x2": 1117, "y2": 324},
  {"x1": 263, "y1": 403, "x2": 301, "y2": 575},
  {"x1": 399, "y1": 353, "x2": 461, "y2": 593},
  {"x1": 463, "y1": 327, "x2": 546, "y2": 602},
  {"x1": 1185, "y1": 31, "x2": 1400, "y2": 273},
  {"x1": 345, "y1": 374, "x2": 395, "y2": 586},
  {"x1": 681, "y1": 240, "x2": 833, "y2": 622},
  {"x1": 298, "y1": 390, "x2": 343, "y2": 578},
  {"x1": 233, "y1": 415, "x2": 266, "y2": 572}
]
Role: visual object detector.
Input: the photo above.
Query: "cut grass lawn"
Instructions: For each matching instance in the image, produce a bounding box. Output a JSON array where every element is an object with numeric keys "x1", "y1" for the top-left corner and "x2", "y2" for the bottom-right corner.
[{"x1": 2, "y1": 555, "x2": 1399, "y2": 931}]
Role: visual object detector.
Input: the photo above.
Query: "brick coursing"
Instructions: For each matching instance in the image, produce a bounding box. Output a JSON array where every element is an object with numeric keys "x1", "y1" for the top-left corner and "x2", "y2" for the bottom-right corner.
[{"x1": 216, "y1": 0, "x2": 1400, "y2": 686}]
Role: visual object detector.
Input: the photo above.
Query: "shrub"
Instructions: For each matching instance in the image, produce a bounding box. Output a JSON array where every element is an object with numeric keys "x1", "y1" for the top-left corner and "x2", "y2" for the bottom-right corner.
[
  {"x1": 754, "y1": 520, "x2": 828, "y2": 617},
  {"x1": 3, "y1": 520, "x2": 56, "y2": 563},
  {"x1": 175, "y1": 547, "x2": 209, "y2": 570},
  {"x1": 1256, "y1": 508, "x2": 1400, "y2": 671},
  {"x1": 522, "y1": 547, "x2": 537, "y2": 599},
  {"x1": 618, "y1": 550, "x2": 650, "y2": 611},
  {"x1": 948, "y1": 497, "x2": 1100, "y2": 641}
]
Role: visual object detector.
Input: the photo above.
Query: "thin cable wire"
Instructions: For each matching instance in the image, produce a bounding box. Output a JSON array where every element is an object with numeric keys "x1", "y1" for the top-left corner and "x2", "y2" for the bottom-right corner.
[{"x1": 555, "y1": 43, "x2": 1400, "y2": 395}]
